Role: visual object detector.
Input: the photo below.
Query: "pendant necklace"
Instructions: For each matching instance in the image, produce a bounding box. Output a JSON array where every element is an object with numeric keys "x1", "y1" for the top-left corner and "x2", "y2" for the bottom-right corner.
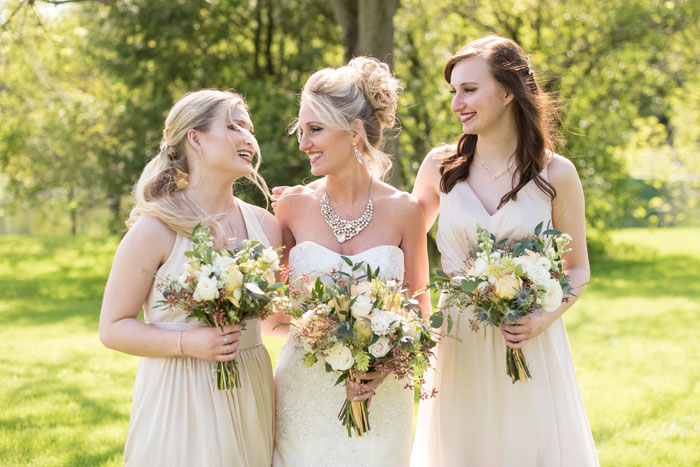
[
  {"x1": 478, "y1": 152, "x2": 516, "y2": 180},
  {"x1": 184, "y1": 193, "x2": 235, "y2": 221},
  {"x1": 321, "y1": 179, "x2": 373, "y2": 243}
]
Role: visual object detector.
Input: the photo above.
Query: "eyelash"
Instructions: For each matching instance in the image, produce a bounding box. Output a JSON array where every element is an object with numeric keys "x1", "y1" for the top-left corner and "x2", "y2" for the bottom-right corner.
[
  {"x1": 228, "y1": 124, "x2": 254, "y2": 135},
  {"x1": 450, "y1": 88, "x2": 476, "y2": 94}
]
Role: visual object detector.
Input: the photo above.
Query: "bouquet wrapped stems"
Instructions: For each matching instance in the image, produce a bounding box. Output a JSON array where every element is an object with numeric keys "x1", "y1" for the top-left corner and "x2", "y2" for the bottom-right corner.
[
  {"x1": 215, "y1": 359, "x2": 240, "y2": 390},
  {"x1": 506, "y1": 347, "x2": 531, "y2": 383},
  {"x1": 338, "y1": 372, "x2": 371, "y2": 437}
]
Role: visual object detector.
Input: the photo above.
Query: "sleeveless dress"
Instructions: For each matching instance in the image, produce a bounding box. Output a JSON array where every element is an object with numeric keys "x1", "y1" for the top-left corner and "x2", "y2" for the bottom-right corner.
[
  {"x1": 123, "y1": 200, "x2": 275, "y2": 467},
  {"x1": 411, "y1": 170, "x2": 599, "y2": 467},
  {"x1": 272, "y1": 241, "x2": 414, "y2": 467}
]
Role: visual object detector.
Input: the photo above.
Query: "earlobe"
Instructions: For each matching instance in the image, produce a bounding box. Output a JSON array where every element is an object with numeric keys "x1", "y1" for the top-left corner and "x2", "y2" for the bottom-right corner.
[
  {"x1": 504, "y1": 91, "x2": 515, "y2": 106},
  {"x1": 186, "y1": 129, "x2": 201, "y2": 151}
]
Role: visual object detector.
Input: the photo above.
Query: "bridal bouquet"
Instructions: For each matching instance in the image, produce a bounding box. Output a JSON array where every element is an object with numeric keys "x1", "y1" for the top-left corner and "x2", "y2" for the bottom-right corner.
[
  {"x1": 159, "y1": 224, "x2": 285, "y2": 389},
  {"x1": 433, "y1": 222, "x2": 573, "y2": 383},
  {"x1": 285, "y1": 258, "x2": 438, "y2": 437}
]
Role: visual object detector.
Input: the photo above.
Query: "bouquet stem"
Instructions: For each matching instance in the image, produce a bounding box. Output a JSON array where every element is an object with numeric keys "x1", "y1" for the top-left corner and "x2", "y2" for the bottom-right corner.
[
  {"x1": 215, "y1": 359, "x2": 240, "y2": 390},
  {"x1": 338, "y1": 376, "x2": 371, "y2": 437},
  {"x1": 505, "y1": 347, "x2": 531, "y2": 383}
]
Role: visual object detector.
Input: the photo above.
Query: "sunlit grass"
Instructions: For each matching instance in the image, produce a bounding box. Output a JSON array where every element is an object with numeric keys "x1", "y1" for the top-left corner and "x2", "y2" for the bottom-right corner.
[{"x1": 0, "y1": 229, "x2": 698, "y2": 466}]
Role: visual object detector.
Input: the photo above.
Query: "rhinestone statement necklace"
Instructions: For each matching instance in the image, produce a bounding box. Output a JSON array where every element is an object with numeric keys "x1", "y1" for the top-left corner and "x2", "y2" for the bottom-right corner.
[{"x1": 320, "y1": 179, "x2": 373, "y2": 243}]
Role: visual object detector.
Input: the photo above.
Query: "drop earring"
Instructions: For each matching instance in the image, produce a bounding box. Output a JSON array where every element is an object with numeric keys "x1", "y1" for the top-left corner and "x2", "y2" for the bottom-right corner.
[{"x1": 353, "y1": 142, "x2": 364, "y2": 164}]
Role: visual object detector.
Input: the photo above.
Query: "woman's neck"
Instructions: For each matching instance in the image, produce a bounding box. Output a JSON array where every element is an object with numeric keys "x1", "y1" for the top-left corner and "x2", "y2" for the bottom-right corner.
[
  {"x1": 324, "y1": 165, "x2": 373, "y2": 208},
  {"x1": 475, "y1": 112, "x2": 519, "y2": 165}
]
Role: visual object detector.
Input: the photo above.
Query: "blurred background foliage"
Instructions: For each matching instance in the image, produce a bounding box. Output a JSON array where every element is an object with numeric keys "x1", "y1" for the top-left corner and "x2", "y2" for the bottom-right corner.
[{"x1": 1, "y1": 0, "x2": 698, "y2": 236}]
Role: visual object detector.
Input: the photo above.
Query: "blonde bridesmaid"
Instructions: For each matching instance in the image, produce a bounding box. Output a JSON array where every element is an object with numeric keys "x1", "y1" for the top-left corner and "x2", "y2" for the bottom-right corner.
[{"x1": 99, "y1": 90, "x2": 280, "y2": 466}]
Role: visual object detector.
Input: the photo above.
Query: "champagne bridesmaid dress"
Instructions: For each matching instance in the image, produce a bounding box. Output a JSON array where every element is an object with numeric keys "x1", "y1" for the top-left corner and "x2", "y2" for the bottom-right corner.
[
  {"x1": 411, "y1": 168, "x2": 598, "y2": 467},
  {"x1": 123, "y1": 199, "x2": 274, "y2": 467}
]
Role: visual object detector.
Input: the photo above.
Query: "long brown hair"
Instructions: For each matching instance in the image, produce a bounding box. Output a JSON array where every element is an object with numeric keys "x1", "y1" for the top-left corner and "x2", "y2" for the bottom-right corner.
[{"x1": 440, "y1": 35, "x2": 557, "y2": 207}]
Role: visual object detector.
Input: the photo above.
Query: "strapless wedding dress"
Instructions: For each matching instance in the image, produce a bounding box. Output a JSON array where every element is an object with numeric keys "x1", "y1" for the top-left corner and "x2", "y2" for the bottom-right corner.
[{"x1": 272, "y1": 241, "x2": 413, "y2": 467}]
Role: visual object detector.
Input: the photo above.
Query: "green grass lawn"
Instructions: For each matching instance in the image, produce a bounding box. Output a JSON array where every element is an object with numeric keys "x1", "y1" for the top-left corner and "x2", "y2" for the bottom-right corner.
[{"x1": 0, "y1": 228, "x2": 698, "y2": 466}]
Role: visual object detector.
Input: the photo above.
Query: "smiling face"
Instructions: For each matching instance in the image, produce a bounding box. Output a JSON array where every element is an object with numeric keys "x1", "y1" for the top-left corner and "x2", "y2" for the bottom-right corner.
[
  {"x1": 197, "y1": 103, "x2": 257, "y2": 177},
  {"x1": 449, "y1": 55, "x2": 512, "y2": 136},
  {"x1": 297, "y1": 103, "x2": 356, "y2": 177}
]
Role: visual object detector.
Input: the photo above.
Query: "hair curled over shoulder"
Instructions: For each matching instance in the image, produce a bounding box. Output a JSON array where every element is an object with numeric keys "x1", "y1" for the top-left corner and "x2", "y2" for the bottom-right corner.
[
  {"x1": 293, "y1": 56, "x2": 402, "y2": 180},
  {"x1": 127, "y1": 89, "x2": 269, "y2": 243},
  {"x1": 439, "y1": 35, "x2": 558, "y2": 207}
]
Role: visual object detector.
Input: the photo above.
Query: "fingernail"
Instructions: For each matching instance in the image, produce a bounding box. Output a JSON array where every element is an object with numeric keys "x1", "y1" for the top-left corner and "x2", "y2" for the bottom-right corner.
[{"x1": 353, "y1": 396, "x2": 359, "y2": 401}]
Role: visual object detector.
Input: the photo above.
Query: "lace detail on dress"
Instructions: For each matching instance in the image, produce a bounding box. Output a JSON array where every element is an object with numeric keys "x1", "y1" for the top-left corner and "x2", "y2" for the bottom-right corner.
[{"x1": 273, "y1": 241, "x2": 412, "y2": 467}]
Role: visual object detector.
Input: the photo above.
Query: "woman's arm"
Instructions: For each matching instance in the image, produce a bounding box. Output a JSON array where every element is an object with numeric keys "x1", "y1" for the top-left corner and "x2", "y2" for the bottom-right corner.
[
  {"x1": 262, "y1": 190, "x2": 299, "y2": 337},
  {"x1": 412, "y1": 148, "x2": 444, "y2": 233},
  {"x1": 399, "y1": 194, "x2": 432, "y2": 318},
  {"x1": 99, "y1": 216, "x2": 242, "y2": 360},
  {"x1": 500, "y1": 155, "x2": 590, "y2": 348}
]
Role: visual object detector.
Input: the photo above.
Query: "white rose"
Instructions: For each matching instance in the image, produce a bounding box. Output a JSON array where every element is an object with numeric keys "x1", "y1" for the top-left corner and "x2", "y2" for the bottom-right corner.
[
  {"x1": 370, "y1": 311, "x2": 399, "y2": 336},
  {"x1": 368, "y1": 337, "x2": 392, "y2": 358},
  {"x1": 525, "y1": 264, "x2": 552, "y2": 288},
  {"x1": 541, "y1": 279, "x2": 563, "y2": 312},
  {"x1": 351, "y1": 295, "x2": 373, "y2": 319},
  {"x1": 325, "y1": 343, "x2": 354, "y2": 371},
  {"x1": 193, "y1": 276, "x2": 219, "y2": 301}
]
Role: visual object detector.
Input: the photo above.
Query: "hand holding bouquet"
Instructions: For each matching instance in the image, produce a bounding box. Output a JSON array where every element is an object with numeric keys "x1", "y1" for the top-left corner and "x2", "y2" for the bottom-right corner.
[
  {"x1": 159, "y1": 224, "x2": 284, "y2": 389},
  {"x1": 285, "y1": 258, "x2": 439, "y2": 437},
  {"x1": 433, "y1": 222, "x2": 573, "y2": 383}
]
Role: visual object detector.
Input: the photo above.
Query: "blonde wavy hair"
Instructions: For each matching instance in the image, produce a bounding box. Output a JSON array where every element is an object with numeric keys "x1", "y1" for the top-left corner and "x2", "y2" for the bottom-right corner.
[
  {"x1": 127, "y1": 89, "x2": 269, "y2": 242},
  {"x1": 292, "y1": 56, "x2": 402, "y2": 180}
]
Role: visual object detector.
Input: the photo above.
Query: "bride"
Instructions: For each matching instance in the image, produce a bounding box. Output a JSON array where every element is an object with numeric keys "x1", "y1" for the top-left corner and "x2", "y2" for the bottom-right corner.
[{"x1": 266, "y1": 57, "x2": 429, "y2": 466}]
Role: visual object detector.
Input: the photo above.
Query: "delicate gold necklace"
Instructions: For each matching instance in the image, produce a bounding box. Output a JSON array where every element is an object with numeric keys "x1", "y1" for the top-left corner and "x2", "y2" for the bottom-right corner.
[
  {"x1": 320, "y1": 179, "x2": 373, "y2": 243},
  {"x1": 184, "y1": 193, "x2": 235, "y2": 221},
  {"x1": 478, "y1": 152, "x2": 516, "y2": 180}
]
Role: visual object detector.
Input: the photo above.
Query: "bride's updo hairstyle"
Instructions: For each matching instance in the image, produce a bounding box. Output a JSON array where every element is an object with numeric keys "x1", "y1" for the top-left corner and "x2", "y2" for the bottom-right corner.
[
  {"x1": 127, "y1": 89, "x2": 269, "y2": 243},
  {"x1": 440, "y1": 35, "x2": 557, "y2": 207},
  {"x1": 294, "y1": 56, "x2": 402, "y2": 180}
]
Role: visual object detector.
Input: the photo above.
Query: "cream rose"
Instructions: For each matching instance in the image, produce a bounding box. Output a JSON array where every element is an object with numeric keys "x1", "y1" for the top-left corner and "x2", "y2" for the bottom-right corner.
[
  {"x1": 541, "y1": 279, "x2": 563, "y2": 312},
  {"x1": 325, "y1": 343, "x2": 354, "y2": 371},
  {"x1": 493, "y1": 274, "x2": 522, "y2": 300},
  {"x1": 193, "y1": 276, "x2": 219, "y2": 301},
  {"x1": 370, "y1": 311, "x2": 399, "y2": 336},
  {"x1": 351, "y1": 295, "x2": 373, "y2": 319},
  {"x1": 368, "y1": 337, "x2": 392, "y2": 358},
  {"x1": 351, "y1": 281, "x2": 373, "y2": 298}
]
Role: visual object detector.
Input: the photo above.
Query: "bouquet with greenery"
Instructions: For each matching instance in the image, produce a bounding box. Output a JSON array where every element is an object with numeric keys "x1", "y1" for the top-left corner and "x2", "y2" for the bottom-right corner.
[
  {"x1": 285, "y1": 257, "x2": 439, "y2": 437},
  {"x1": 433, "y1": 222, "x2": 573, "y2": 383},
  {"x1": 159, "y1": 224, "x2": 284, "y2": 389}
]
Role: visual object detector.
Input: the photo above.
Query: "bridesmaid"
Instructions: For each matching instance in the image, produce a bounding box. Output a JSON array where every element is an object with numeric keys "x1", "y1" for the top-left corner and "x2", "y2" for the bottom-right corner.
[
  {"x1": 99, "y1": 89, "x2": 280, "y2": 466},
  {"x1": 410, "y1": 35, "x2": 599, "y2": 466}
]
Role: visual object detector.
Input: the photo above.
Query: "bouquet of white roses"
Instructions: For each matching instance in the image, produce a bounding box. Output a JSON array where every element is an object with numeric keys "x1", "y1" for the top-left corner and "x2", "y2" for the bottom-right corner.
[
  {"x1": 285, "y1": 257, "x2": 438, "y2": 437},
  {"x1": 433, "y1": 222, "x2": 573, "y2": 383},
  {"x1": 159, "y1": 224, "x2": 284, "y2": 389}
]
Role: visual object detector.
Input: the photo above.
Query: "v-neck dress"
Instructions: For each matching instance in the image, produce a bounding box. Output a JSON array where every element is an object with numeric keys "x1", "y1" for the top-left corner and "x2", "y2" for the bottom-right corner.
[
  {"x1": 411, "y1": 169, "x2": 599, "y2": 467},
  {"x1": 123, "y1": 199, "x2": 275, "y2": 467}
]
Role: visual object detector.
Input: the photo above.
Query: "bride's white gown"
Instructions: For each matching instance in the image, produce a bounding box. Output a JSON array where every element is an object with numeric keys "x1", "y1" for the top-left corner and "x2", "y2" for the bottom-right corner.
[{"x1": 272, "y1": 241, "x2": 414, "y2": 467}]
